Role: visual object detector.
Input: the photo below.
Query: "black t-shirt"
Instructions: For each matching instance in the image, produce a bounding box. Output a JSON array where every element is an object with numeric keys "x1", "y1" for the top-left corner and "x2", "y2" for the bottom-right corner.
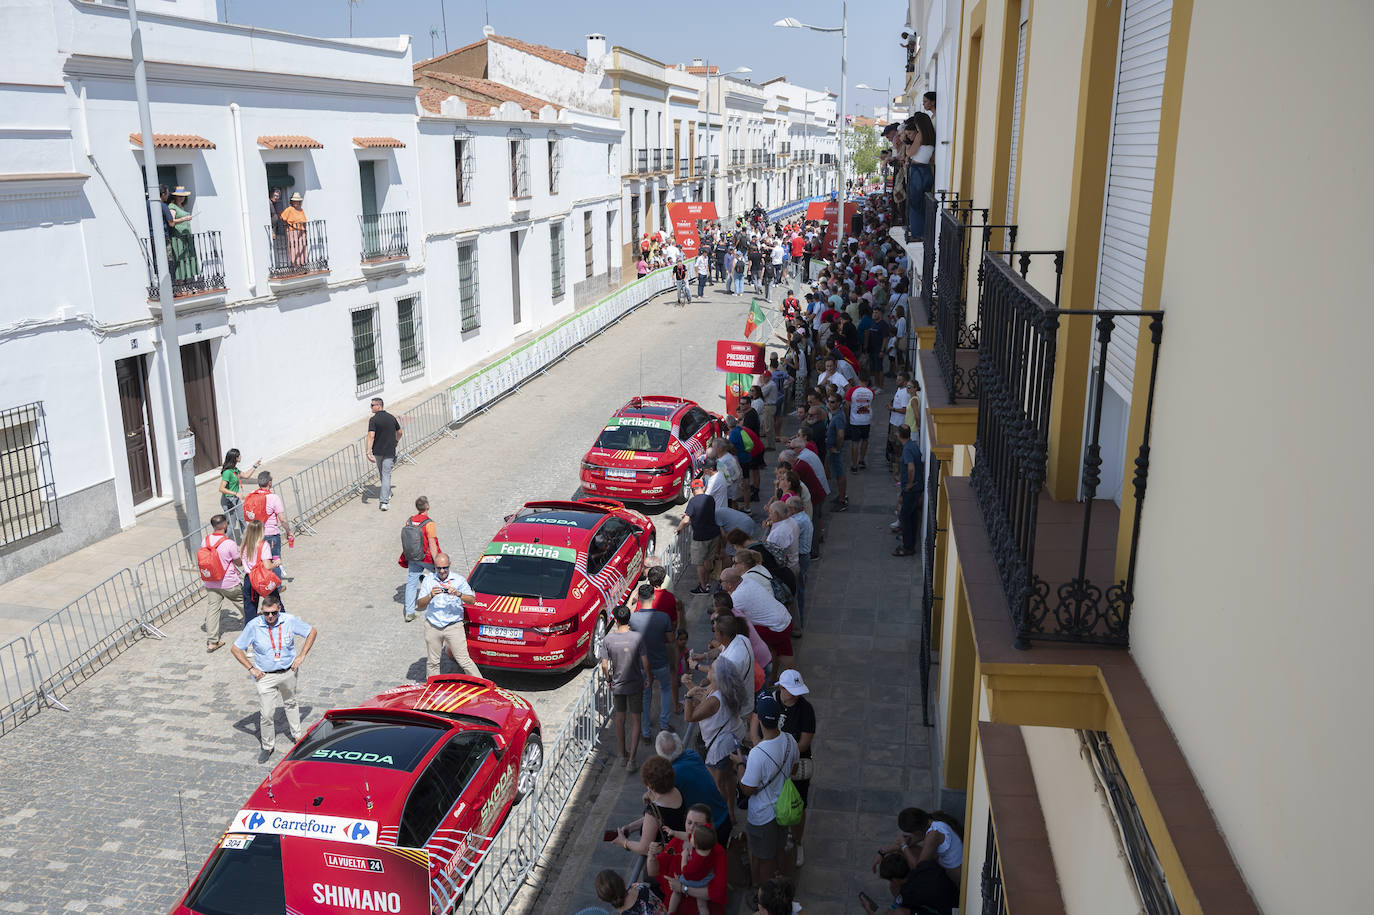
[
  {"x1": 748, "y1": 251, "x2": 763, "y2": 271},
  {"x1": 756, "y1": 689, "x2": 816, "y2": 760},
  {"x1": 741, "y1": 408, "x2": 761, "y2": 435},
  {"x1": 806, "y1": 420, "x2": 828, "y2": 449},
  {"x1": 869, "y1": 319, "x2": 892, "y2": 354},
  {"x1": 368, "y1": 411, "x2": 401, "y2": 459},
  {"x1": 684, "y1": 494, "x2": 720, "y2": 540}
]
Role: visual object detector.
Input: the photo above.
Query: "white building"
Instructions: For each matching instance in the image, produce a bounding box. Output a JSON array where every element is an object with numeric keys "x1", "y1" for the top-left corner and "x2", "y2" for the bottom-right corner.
[{"x1": 0, "y1": 3, "x2": 619, "y2": 582}]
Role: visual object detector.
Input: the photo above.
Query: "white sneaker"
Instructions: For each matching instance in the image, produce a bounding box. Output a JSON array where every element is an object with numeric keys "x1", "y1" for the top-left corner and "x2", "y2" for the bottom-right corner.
[
  {"x1": 889, "y1": 520, "x2": 900, "y2": 531},
  {"x1": 380, "y1": 502, "x2": 389, "y2": 511}
]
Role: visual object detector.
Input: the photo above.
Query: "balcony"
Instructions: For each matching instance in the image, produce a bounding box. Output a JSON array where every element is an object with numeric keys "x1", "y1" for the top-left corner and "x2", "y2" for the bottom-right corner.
[
  {"x1": 929, "y1": 195, "x2": 1025, "y2": 402},
  {"x1": 359, "y1": 210, "x2": 409, "y2": 263},
  {"x1": 651, "y1": 148, "x2": 663, "y2": 171},
  {"x1": 969, "y1": 248, "x2": 1164, "y2": 646},
  {"x1": 711, "y1": 154, "x2": 719, "y2": 171},
  {"x1": 694, "y1": 155, "x2": 707, "y2": 174},
  {"x1": 678, "y1": 157, "x2": 689, "y2": 179},
  {"x1": 635, "y1": 148, "x2": 649, "y2": 174},
  {"x1": 141, "y1": 230, "x2": 227, "y2": 300},
  {"x1": 265, "y1": 218, "x2": 329, "y2": 280}
]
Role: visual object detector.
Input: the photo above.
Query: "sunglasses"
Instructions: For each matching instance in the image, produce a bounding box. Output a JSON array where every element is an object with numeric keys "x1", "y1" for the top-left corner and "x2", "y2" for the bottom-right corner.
[
  {"x1": 262, "y1": 610, "x2": 280, "y2": 617},
  {"x1": 435, "y1": 566, "x2": 450, "y2": 571}
]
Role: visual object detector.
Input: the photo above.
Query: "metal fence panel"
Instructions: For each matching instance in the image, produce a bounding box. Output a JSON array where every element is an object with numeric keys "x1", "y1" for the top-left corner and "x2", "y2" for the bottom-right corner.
[
  {"x1": 135, "y1": 522, "x2": 212, "y2": 625},
  {"x1": 280, "y1": 442, "x2": 365, "y2": 527},
  {"x1": 0, "y1": 636, "x2": 40, "y2": 732},
  {"x1": 27, "y1": 568, "x2": 146, "y2": 697}
]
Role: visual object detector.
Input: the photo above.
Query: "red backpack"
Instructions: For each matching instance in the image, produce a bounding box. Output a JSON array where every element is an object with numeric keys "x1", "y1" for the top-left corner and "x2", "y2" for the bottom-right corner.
[
  {"x1": 197, "y1": 534, "x2": 229, "y2": 582},
  {"x1": 248, "y1": 544, "x2": 281, "y2": 596},
  {"x1": 738, "y1": 427, "x2": 765, "y2": 459},
  {"x1": 243, "y1": 488, "x2": 272, "y2": 524}
]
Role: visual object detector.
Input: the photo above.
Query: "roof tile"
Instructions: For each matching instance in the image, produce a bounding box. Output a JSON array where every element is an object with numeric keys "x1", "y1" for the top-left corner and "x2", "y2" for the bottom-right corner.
[
  {"x1": 257, "y1": 135, "x2": 324, "y2": 149},
  {"x1": 353, "y1": 136, "x2": 406, "y2": 148},
  {"x1": 417, "y1": 71, "x2": 560, "y2": 115},
  {"x1": 128, "y1": 132, "x2": 215, "y2": 149},
  {"x1": 415, "y1": 33, "x2": 585, "y2": 74}
]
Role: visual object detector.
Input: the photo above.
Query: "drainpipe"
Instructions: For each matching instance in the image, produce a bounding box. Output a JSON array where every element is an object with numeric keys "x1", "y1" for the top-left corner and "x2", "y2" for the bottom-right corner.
[{"x1": 229, "y1": 103, "x2": 257, "y2": 296}]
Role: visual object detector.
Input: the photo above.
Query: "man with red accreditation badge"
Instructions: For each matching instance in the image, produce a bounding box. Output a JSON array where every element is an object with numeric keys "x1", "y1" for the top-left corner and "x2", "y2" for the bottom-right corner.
[{"x1": 231, "y1": 594, "x2": 318, "y2": 763}]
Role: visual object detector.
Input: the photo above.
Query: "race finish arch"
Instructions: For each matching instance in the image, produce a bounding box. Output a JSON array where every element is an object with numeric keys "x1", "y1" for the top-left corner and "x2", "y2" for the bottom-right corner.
[{"x1": 666, "y1": 201, "x2": 720, "y2": 260}]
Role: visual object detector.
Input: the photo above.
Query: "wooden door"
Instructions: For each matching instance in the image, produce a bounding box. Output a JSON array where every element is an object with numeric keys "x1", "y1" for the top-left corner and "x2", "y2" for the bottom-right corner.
[
  {"x1": 509, "y1": 231, "x2": 522, "y2": 324},
  {"x1": 116, "y1": 355, "x2": 159, "y2": 504},
  {"x1": 583, "y1": 211, "x2": 594, "y2": 277},
  {"x1": 180, "y1": 340, "x2": 222, "y2": 475}
]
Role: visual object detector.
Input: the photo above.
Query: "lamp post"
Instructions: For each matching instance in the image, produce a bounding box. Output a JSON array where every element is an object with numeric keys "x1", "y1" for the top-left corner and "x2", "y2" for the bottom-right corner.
[
  {"x1": 776, "y1": 3, "x2": 848, "y2": 254},
  {"x1": 704, "y1": 64, "x2": 752, "y2": 219}
]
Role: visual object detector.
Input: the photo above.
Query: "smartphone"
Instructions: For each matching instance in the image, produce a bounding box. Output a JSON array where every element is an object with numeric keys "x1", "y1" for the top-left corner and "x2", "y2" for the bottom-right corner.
[
  {"x1": 602, "y1": 829, "x2": 619, "y2": 842},
  {"x1": 858, "y1": 892, "x2": 876, "y2": 910}
]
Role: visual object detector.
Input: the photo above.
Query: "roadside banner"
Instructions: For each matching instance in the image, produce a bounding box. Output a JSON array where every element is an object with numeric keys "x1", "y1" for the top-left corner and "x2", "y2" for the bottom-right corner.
[
  {"x1": 667, "y1": 201, "x2": 720, "y2": 261},
  {"x1": 716, "y1": 340, "x2": 765, "y2": 374}
]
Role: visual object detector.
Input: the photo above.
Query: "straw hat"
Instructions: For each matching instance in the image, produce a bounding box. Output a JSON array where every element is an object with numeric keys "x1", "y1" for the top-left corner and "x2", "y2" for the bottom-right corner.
[
  {"x1": 289, "y1": 191, "x2": 303, "y2": 203},
  {"x1": 171, "y1": 186, "x2": 190, "y2": 197}
]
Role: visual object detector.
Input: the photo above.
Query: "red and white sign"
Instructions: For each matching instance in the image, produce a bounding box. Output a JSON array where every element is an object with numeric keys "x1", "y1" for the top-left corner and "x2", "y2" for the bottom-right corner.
[
  {"x1": 821, "y1": 202, "x2": 860, "y2": 252},
  {"x1": 715, "y1": 340, "x2": 765, "y2": 374},
  {"x1": 667, "y1": 202, "x2": 720, "y2": 262}
]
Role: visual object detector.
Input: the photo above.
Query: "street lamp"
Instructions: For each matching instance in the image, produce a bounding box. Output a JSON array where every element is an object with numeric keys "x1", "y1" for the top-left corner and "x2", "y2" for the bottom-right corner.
[
  {"x1": 855, "y1": 81, "x2": 892, "y2": 122},
  {"x1": 775, "y1": 4, "x2": 848, "y2": 254},
  {"x1": 704, "y1": 64, "x2": 751, "y2": 218}
]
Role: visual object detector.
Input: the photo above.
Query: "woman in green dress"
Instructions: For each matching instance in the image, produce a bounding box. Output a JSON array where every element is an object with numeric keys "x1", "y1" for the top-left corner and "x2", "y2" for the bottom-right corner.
[{"x1": 167, "y1": 186, "x2": 198, "y2": 285}]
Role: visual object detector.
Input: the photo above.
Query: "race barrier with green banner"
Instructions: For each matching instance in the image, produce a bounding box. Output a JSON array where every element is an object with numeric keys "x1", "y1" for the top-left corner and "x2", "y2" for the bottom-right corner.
[{"x1": 449, "y1": 267, "x2": 675, "y2": 421}]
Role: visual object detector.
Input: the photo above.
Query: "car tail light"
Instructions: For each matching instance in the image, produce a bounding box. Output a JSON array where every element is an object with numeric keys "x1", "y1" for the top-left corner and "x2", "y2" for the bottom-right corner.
[
  {"x1": 581, "y1": 461, "x2": 601, "y2": 475},
  {"x1": 647, "y1": 465, "x2": 676, "y2": 476},
  {"x1": 532, "y1": 618, "x2": 578, "y2": 636}
]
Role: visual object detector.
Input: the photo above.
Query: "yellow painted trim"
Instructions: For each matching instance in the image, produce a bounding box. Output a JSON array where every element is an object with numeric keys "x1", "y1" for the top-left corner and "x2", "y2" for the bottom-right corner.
[
  {"x1": 958, "y1": 1, "x2": 987, "y2": 199},
  {"x1": 987, "y1": 0, "x2": 1024, "y2": 227},
  {"x1": 948, "y1": 0, "x2": 970, "y2": 196},
  {"x1": 943, "y1": 565, "x2": 977, "y2": 791},
  {"x1": 1009, "y1": 0, "x2": 1034, "y2": 223},
  {"x1": 1116, "y1": 0, "x2": 1194, "y2": 581},
  {"x1": 915, "y1": 324, "x2": 937, "y2": 350},
  {"x1": 1045, "y1": 0, "x2": 1121, "y2": 500},
  {"x1": 930, "y1": 470, "x2": 951, "y2": 647},
  {"x1": 929, "y1": 405, "x2": 979, "y2": 448}
]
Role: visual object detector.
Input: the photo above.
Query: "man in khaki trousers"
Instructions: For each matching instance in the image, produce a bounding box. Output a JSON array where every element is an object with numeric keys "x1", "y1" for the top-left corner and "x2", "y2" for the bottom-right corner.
[{"x1": 417, "y1": 552, "x2": 480, "y2": 678}]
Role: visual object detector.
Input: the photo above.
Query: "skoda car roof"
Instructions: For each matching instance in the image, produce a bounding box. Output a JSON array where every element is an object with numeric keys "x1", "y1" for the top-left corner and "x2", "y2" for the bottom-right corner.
[{"x1": 615, "y1": 395, "x2": 692, "y2": 419}]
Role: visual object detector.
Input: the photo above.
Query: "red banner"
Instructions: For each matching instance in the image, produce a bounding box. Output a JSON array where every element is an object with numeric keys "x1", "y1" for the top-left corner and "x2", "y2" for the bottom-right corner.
[
  {"x1": 804, "y1": 201, "x2": 830, "y2": 221},
  {"x1": 667, "y1": 202, "x2": 721, "y2": 263},
  {"x1": 821, "y1": 202, "x2": 860, "y2": 252},
  {"x1": 716, "y1": 340, "x2": 765, "y2": 374}
]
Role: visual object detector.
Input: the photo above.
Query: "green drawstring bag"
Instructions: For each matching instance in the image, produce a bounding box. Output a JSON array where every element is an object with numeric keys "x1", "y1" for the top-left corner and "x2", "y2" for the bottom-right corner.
[{"x1": 775, "y1": 776, "x2": 805, "y2": 827}]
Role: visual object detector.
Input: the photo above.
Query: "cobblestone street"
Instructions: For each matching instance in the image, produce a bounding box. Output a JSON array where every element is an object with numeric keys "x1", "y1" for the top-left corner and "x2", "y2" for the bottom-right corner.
[{"x1": 0, "y1": 287, "x2": 749, "y2": 912}]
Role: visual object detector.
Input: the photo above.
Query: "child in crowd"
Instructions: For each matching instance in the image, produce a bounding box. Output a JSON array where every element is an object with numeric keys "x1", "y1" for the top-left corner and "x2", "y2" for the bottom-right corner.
[{"x1": 668, "y1": 824, "x2": 717, "y2": 914}]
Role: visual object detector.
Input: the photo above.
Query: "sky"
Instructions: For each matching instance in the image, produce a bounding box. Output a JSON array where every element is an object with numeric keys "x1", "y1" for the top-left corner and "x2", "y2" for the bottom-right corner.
[{"x1": 216, "y1": 0, "x2": 912, "y2": 120}]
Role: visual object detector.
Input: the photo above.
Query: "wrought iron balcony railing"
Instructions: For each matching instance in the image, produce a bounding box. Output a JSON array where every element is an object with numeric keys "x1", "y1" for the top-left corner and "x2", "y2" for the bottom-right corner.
[
  {"x1": 980, "y1": 813, "x2": 1007, "y2": 915},
  {"x1": 970, "y1": 248, "x2": 1164, "y2": 647},
  {"x1": 694, "y1": 155, "x2": 707, "y2": 174},
  {"x1": 678, "y1": 157, "x2": 688, "y2": 178},
  {"x1": 265, "y1": 218, "x2": 329, "y2": 279},
  {"x1": 141, "y1": 229, "x2": 227, "y2": 299},
  {"x1": 711, "y1": 154, "x2": 719, "y2": 171},
  {"x1": 359, "y1": 210, "x2": 409, "y2": 262},
  {"x1": 651, "y1": 148, "x2": 663, "y2": 171},
  {"x1": 635, "y1": 148, "x2": 649, "y2": 174}
]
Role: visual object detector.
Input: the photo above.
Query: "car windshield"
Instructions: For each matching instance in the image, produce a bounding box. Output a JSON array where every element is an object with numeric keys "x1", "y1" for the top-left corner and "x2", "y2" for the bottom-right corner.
[
  {"x1": 286, "y1": 716, "x2": 447, "y2": 771},
  {"x1": 468, "y1": 554, "x2": 574, "y2": 599},
  {"x1": 595, "y1": 425, "x2": 671, "y2": 453},
  {"x1": 183, "y1": 833, "x2": 285, "y2": 915}
]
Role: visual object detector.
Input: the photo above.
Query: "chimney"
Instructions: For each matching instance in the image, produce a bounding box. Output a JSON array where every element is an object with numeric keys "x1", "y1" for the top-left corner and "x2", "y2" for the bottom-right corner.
[
  {"x1": 586, "y1": 33, "x2": 607, "y2": 61},
  {"x1": 692, "y1": 58, "x2": 703, "y2": 68}
]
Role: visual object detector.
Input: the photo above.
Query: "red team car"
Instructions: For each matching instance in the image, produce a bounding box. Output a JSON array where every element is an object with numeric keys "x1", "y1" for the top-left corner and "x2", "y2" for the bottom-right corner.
[
  {"x1": 579, "y1": 395, "x2": 721, "y2": 504},
  {"x1": 168, "y1": 676, "x2": 541, "y2": 914},
  {"x1": 462, "y1": 498, "x2": 655, "y2": 672}
]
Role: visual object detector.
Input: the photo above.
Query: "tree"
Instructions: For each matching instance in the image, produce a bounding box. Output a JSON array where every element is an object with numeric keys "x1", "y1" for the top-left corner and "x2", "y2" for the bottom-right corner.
[{"x1": 845, "y1": 123, "x2": 882, "y2": 181}]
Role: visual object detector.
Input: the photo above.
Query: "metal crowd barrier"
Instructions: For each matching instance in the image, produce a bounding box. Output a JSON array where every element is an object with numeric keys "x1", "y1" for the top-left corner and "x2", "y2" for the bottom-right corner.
[
  {"x1": 279, "y1": 442, "x2": 367, "y2": 533},
  {"x1": 135, "y1": 522, "x2": 213, "y2": 626},
  {"x1": 444, "y1": 665, "x2": 610, "y2": 914},
  {"x1": 767, "y1": 194, "x2": 828, "y2": 224},
  {"x1": 25, "y1": 569, "x2": 151, "y2": 709},
  {"x1": 0, "y1": 636, "x2": 41, "y2": 734}
]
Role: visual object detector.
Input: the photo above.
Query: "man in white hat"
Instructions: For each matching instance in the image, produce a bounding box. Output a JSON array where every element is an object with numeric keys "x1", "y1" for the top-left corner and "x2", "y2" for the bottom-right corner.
[{"x1": 749, "y1": 667, "x2": 816, "y2": 867}]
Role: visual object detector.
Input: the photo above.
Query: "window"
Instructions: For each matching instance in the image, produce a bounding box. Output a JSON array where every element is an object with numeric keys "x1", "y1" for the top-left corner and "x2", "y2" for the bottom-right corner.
[
  {"x1": 630, "y1": 195, "x2": 641, "y2": 246},
  {"x1": 678, "y1": 408, "x2": 710, "y2": 442},
  {"x1": 509, "y1": 136, "x2": 530, "y2": 198},
  {"x1": 454, "y1": 136, "x2": 473, "y2": 204},
  {"x1": 351, "y1": 305, "x2": 383, "y2": 395},
  {"x1": 587, "y1": 518, "x2": 634, "y2": 576},
  {"x1": 398, "y1": 732, "x2": 496, "y2": 848},
  {"x1": 458, "y1": 242, "x2": 481, "y2": 332},
  {"x1": 0, "y1": 402, "x2": 59, "y2": 545},
  {"x1": 549, "y1": 222, "x2": 565, "y2": 298},
  {"x1": 548, "y1": 137, "x2": 562, "y2": 194},
  {"x1": 397, "y1": 295, "x2": 423, "y2": 378}
]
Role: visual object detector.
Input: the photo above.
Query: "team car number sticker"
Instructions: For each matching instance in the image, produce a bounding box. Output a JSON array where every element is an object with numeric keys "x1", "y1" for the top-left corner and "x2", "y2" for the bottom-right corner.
[
  {"x1": 222, "y1": 834, "x2": 254, "y2": 850},
  {"x1": 232, "y1": 809, "x2": 380, "y2": 845}
]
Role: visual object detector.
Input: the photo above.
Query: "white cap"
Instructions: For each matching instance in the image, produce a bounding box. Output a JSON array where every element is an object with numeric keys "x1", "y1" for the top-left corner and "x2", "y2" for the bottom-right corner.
[{"x1": 775, "y1": 669, "x2": 809, "y2": 696}]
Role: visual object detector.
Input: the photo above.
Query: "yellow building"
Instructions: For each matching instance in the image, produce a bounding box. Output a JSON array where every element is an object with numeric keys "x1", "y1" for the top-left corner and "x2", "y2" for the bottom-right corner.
[{"x1": 910, "y1": 1, "x2": 1374, "y2": 911}]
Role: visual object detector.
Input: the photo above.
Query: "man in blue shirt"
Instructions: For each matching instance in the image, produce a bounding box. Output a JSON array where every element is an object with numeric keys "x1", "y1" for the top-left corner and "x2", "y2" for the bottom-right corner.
[
  {"x1": 416, "y1": 552, "x2": 480, "y2": 678},
  {"x1": 825, "y1": 393, "x2": 849, "y2": 511},
  {"x1": 230, "y1": 594, "x2": 317, "y2": 761},
  {"x1": 893, "y1": 424, "x2": 924, "y2": 556}
]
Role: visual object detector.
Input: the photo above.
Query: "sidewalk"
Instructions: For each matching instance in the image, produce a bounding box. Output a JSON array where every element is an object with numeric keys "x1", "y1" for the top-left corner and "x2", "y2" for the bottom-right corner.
[
  {"x1": 0, "y1": 274, "x2": 650, "y2": 643},
  {"x1": 538, "y1": 372, "x2": 938, "y2": 915}
]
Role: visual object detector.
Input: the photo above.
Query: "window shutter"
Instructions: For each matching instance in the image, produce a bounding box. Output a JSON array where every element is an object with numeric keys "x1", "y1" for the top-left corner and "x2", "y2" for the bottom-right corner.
[{"x1": 1093, "y1": 0, "x2": 1173, "y2": 402}]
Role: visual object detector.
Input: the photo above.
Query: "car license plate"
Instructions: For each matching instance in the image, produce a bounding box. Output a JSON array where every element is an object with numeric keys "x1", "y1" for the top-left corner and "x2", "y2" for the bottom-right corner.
[
  {"x1": 479, "y1": 625, "x2": 523, "y2": 641},
  {"x1": 605, "y1": 468, "x2": 636, "y2": 480}
]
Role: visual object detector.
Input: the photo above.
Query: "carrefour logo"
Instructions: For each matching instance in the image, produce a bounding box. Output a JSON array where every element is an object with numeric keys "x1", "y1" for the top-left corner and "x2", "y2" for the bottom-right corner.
[
  {"x1": 484, "y1": 541, "x2": 576, "y2": 563},
  {"x1": 232, "y1": 809, "x2": 380, "y2": 845}
]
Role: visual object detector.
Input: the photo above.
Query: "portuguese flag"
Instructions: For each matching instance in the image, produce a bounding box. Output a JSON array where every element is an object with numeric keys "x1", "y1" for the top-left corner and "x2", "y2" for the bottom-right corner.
[{"x1": 744, "y1": 299, "x2": 766, "y2": 337}]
